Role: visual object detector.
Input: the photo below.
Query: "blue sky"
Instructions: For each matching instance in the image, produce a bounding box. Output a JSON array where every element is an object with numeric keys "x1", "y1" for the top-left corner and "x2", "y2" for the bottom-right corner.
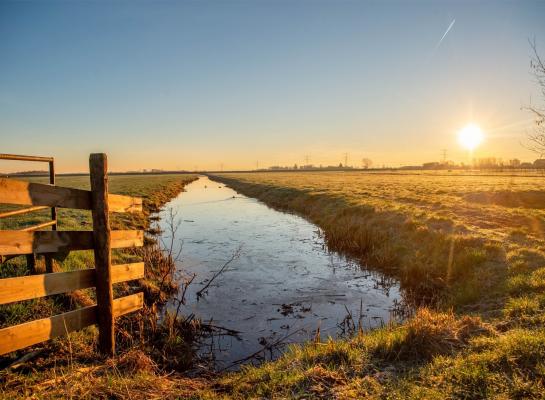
[{"x1": 1, "y1": 1, "x2": 545, "y2": 172}]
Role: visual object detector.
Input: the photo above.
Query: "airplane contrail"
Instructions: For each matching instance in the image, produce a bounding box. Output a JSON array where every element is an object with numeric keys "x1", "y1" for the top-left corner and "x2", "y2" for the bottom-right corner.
[{"x1": 435, "y1": 19, "x2": 455, "y2": 50}]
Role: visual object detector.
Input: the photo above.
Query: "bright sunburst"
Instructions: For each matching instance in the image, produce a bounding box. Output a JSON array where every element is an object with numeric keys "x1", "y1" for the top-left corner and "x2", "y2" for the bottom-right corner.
[{"x1": 458, "y1": 123, "x2": 484, "y2": 151}]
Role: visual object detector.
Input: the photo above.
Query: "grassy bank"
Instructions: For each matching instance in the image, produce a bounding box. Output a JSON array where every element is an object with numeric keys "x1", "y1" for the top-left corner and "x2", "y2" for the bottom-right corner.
[
  {"x1": 211, "y1": 172, "x2": 545, "y2": 311},
  {"x1": 208, "y1": 309, "x2": 545, "y2": 399}
]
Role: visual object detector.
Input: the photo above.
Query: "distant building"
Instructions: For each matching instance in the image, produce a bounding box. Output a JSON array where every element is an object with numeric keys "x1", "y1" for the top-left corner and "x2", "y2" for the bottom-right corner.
[
  {"x1": 509, "y1": 159, "x2": 521, "y2": 168},
  {"x1": 422, "y1": 162, "x2": 440, "y2": 169},
  {"x1": 533, "y1": 159, "x2": 545, "y2": 168}
]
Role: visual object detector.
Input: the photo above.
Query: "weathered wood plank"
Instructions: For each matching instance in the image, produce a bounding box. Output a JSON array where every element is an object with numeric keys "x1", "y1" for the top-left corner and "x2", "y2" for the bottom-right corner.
[
  {"x1": 0, "y1": 153, "x2": 54, "y2": 163},
  {"x1": 0, "y1": 293, "x2": 143, "y2": 355},
  {"x1": 111, "y1": 262, "x2": 145, "y2": 285},
  {"x1": 0, "y1": 263, "x2": 144, "y2": 305},
  {"x1": 0, "y1": 178, "x2": 142, "y2": 213},
  {"x1": 21, "y1": 220, "x2": 57, "y2": 232},
  {"x1": 0, "y1": 178, "x2": 91, "y2": 209},
  {"x1": 109, "y1": 230, "x2": 144, "y2": 249},
  {"x1": 113, "y1": 291, "x2": 143, "y2": 317},
  {"x1": 0, "y1": 231, "x2": 92, "y2": 255},
  {"x1": 0, "y1": 306, "x2": 96, "y2": 356},
  {"x1": 89, "y1": 153, "x2": 115, "y2": 356},
  {"x1": 0, "y1": 230, "x2": 143, "y2": 256},
  {"x1": 0, "y1": 206, "x2": 49, "y2": 219}
]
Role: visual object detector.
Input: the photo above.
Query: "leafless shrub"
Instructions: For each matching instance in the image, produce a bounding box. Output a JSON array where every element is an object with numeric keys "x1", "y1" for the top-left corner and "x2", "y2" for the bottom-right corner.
[
  {"x1": 526, "y1": 38, "x2": 545, "y2": 157},
  {"x1": 158, "y1": 207, "x2": 184, "y2": 290},
  {"x1": 139, "y1": 207, "x2": 187, "y2": 302}
]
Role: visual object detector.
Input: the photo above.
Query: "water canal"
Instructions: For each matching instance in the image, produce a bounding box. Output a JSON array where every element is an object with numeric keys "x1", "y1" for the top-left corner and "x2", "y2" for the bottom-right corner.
[{"x1": 156, "y1": 176, "x2": 402, "y2": 368}]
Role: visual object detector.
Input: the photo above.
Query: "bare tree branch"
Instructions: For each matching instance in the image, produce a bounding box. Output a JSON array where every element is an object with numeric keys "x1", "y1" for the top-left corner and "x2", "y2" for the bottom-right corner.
[
  {"x1": 525, "y1": 38, "x2": 545, "y2": 157},
  {"x1": 173, "y1": 273, "x2": 196, "y2": 321},
  {"x1": 196, "y1": 245, "x2": 242, "y2": 299},
  {"x1": 157, "y1": 207, "x2": 184, "y2": 290}
]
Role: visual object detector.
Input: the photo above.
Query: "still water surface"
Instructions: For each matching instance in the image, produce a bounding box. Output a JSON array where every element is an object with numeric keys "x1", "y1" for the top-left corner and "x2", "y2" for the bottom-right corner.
[{"x1": 156, "y1": 176, "x2": 401, "y2": 368}]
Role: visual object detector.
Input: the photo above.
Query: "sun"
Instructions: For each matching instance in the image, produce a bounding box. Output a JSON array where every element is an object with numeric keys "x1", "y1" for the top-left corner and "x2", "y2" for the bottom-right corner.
[{"x1": 458, "y1": 123, "x2": 484, "y2": 151}]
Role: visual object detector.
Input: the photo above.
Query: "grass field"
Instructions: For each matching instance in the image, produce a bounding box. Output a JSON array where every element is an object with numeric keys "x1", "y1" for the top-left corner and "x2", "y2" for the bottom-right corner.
[{"x1": 3, "y1": 170, "x2": 545, "y2": 399}]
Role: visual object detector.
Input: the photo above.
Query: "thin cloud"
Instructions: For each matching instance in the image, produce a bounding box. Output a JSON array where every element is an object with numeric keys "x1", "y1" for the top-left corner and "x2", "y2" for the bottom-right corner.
[{"x1": 435, "y1": 19, "x2": 456, "y2": 50}]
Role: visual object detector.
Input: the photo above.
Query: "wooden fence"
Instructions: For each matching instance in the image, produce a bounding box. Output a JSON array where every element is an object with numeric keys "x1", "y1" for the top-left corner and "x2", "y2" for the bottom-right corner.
[
  {"x1": 0, "y1": 153, "x2": 57, "y2": 272},
  {"x1": 0, "y1": 153, "x2": 144, "y2": 356}
]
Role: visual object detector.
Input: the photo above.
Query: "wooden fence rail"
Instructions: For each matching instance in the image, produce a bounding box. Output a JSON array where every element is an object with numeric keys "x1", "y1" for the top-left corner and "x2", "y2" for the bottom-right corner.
[
  {"x1": 0, "y1": 178, "x2": 142, "y2": 212},
  {"x1": 0, "y1": 263, "x2": 144, "y2": 305},
  {"x1": 0, "y1": 153, "x2": 144, "y2": 356},
  {"x1": 0, "y1": 293, "x2": 143, "y2": 355},
  {"x1": 0, "y1": 230, "x2": 143, "y2": 255}
]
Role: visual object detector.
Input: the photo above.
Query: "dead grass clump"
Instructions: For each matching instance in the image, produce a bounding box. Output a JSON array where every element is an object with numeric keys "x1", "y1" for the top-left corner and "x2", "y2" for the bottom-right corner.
[
  {"x1": 375, "y1": 308, "x2": 495, "y2": 362},
  {"x1": 111, "y1": 348, "x2": 158, "y2": 374},
  {"x1": 309, "y1": 346, "x2": 354, "y2": 368},
  {"x1": 2, "y1": 360, "x2": 211, "y2": 400},
  {"x1": 304, "y1": 365, "x2": 347, "y2": 398},
  {"x1": 503, "y1": 296, "x2": 541, "y2": 320}
]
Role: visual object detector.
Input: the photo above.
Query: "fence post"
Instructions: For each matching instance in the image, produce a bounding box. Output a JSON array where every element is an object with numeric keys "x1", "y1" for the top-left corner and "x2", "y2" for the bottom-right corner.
[
  {"x1": 26, "y1": 254, "x2": 38, "y2": 273},
  {"x1": 89, "y1": 153, "x2": 115, "y2": 356},
  {"x1": 45, "y1": 159, "x2": 56, "y2": 273}
]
